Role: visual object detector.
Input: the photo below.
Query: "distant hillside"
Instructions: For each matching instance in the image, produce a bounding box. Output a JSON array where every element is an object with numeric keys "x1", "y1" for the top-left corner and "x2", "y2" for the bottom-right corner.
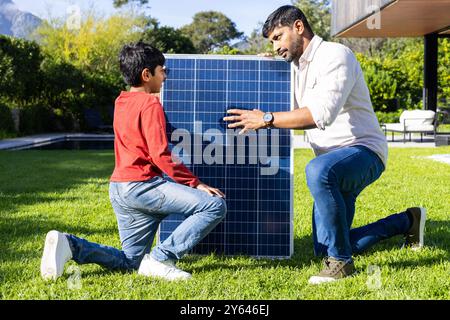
[{"x1": 0, "y1": 0, "x2": 41, "y2": 39}]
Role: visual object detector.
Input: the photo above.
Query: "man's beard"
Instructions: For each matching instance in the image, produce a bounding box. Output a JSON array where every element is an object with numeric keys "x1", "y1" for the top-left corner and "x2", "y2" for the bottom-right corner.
[{"x1": 283, "y1": 37, "x2": 303, "y2": 63}]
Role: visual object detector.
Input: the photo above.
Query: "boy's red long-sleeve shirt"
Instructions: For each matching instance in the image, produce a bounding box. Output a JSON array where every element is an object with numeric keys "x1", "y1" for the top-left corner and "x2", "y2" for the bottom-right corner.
[{"x1": 110, "y1": 91, "x2": 200, "y2": 187}]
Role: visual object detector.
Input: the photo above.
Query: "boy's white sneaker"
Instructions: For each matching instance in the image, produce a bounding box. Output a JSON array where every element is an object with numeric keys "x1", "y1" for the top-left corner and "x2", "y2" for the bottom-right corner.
[
  {"x1": 40, "y1": 230, "x2": 73, "y2": 281},
  {"x1": 138, "y1": 254, "x2": 192, "y2": 281}
]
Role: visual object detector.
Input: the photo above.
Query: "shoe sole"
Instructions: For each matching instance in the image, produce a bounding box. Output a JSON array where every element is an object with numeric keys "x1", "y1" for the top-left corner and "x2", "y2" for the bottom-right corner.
[
  {"x1": 415, "y1": 207, "x2": 427, "y2": 250},
  {"x1": 138, "y1": 268, "x2": 192, "y2": 281},
  {"x1": 139, "y1": 273, "x2": 192, "y2": 281},
  {"x1": 308, "y1": 276, "x2": 337, "y2": 285},
  {"x1": 40, "y1": 231, "x2": 67, "y2": 281},
  {"x1": 138, "y1": 256, "x2": 192, "y2": 281}
]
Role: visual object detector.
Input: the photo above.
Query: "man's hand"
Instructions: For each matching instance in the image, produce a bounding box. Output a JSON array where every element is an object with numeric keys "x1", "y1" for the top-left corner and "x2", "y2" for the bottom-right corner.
[
  {"x1": 196, "y1": 183, "x2": 226, "y2": 198},
  {"x1": 223, "y1": 109, "x2": 266, "y2": 135}
]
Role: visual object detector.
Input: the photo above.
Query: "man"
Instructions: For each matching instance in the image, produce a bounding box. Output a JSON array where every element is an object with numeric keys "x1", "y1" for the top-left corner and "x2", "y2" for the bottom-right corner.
[{"x1": 224, "y1": 5, "x2": 426, "y2": 284}]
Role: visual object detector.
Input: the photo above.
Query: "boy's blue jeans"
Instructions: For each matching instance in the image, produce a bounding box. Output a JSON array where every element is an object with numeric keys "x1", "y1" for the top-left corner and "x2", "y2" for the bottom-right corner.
[
  {"x1": 66, "y1": 176, "x2": 227, "y2": 271},
  {"x1": 306, "y1": 145, "x2": 410, "y2": 261}
]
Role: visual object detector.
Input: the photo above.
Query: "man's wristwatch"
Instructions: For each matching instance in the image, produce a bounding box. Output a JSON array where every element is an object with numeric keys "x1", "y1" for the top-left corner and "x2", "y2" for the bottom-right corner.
[{"x1": 263, "y1": 112, "x2": 274, "y2": 128}]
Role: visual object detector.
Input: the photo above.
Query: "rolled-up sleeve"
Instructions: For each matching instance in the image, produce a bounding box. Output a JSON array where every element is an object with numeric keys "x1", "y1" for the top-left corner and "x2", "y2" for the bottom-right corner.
[{"x1": 302, "y1": 47, "x2": 357, "y2": 130}]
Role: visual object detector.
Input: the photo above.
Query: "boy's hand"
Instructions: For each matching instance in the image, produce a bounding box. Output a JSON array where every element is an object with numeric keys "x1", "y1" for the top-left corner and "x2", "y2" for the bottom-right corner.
[{"x1": 196, "y1": 183, "x2": 226, "y2": 198}]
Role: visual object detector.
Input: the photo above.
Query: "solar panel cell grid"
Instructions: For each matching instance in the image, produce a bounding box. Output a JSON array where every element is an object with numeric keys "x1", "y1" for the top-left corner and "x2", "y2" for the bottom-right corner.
[{"x1": 159, "y1": 55, "x2": 293, "y2": 258}]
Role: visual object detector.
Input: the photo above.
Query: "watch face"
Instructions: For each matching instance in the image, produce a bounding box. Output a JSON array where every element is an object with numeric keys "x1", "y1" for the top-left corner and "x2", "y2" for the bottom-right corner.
[{"x1": 263, "y1": 113, "x2": 273, "y2": 122}]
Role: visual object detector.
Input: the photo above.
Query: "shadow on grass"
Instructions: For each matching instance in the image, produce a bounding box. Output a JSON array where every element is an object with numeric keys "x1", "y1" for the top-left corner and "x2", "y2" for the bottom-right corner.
[
  {"x1": 5, "y1": 219, "x2": 447, "y2": 280},
  {"x1": 0, "y1": 150, "x2": 117, "y2": 269},
  {"x1": 185, "y1": 219, "x2": 450, "y2": 274},
  {"x1": 69, "y1": 235, "x2": 317, "y2": 278},
  {"x1": 183, "y1": 234, "x2": 316, "y2": 274},
  {"x1": 0, "y1": 214, "x2": 118, "y2": 264},
  {"x1": 347, "y1": 219, "x2": 450, "y2": 272},
  {"x1": 2, "y1": 150, "x2": 448, "y2": 279},
  {"x1": 0, "y1": 150, "x2": 114, "y2": 213}
]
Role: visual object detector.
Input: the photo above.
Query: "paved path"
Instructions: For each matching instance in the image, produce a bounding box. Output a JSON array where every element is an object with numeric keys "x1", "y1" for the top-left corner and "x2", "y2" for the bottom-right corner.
[{"x1": 426, "y1": 154, "x2": 450, "y2": 165}]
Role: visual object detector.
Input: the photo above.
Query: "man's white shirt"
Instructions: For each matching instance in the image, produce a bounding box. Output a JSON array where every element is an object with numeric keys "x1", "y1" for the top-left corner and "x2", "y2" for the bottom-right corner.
[{"x1": 293, "y1": 35, "x2": 388, "y2": 167}]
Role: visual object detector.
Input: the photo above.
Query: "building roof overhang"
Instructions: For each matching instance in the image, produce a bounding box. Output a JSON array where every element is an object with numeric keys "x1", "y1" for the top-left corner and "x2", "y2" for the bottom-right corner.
[{"x1": 332, "y1": 0, "x2": 450, "y2": 38}]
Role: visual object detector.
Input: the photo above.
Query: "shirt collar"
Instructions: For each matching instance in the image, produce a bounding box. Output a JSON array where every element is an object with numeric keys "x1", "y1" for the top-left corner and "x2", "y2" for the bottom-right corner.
[{"x1": 298, "y1": 35, "x2": 323, "y2": 64}]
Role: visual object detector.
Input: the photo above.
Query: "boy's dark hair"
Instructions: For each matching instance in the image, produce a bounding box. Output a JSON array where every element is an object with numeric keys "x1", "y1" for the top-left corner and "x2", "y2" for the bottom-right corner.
[
  {"x1": 119, "y1": 41, "x2": 165, "y2": 87},
  {"x1": 262, "y1": 5, "x2": 313, "y2": 38}
]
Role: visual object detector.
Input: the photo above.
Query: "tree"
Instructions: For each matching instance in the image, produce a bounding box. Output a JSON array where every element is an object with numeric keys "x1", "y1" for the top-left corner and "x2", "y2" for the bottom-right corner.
[
  {"x1": 141, "y1": 19, "x2": 197, "y2": 54},
  {"x1": 180, "y1": 11, "x2": 243, "y2": 53},
  {"x1": 0, "y1": 35, "x2": 42, "y2": 107},
  {"x1": 113, "y1": 0, "x2": 148, "y2": 7},
  {"x1": 214, "y1": 45, "x2": 241, "y2": 55},
  {"x1": 293, "y1": 0, "x2": 331, "y2": 41},
  {"x1": 29, "y1": 11, "x2": 147, "y2": 131},
  {"x1": 355, "y1": 38, "x2": 425, "y2": 112},
  {"x1": 34, "y1": 12, "x2": 146, "y2": 79},
  {"x1": 240, "y1": 25, "x2": 273, "y2": 55},
  {"x1": 0, "y1": 101, "x2": 15, "y2": 135},
  {"x1": 337, "y1": 38, "x2": 388, "y2": 56},
  {"x1": 438, "y1": 38, "x2": 449, "y2": 106}
]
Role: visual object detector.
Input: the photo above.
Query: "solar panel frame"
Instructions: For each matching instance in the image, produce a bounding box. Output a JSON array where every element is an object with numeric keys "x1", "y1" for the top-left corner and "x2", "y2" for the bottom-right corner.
[{"x1": 158, "y1": 54, "x2": 294, "y2": 259}]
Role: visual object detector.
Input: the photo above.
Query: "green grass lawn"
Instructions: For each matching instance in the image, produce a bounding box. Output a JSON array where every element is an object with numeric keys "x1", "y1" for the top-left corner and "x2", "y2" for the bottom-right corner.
[{"x1": 0, "y1": 148, "x2": 449, "y2": 300}]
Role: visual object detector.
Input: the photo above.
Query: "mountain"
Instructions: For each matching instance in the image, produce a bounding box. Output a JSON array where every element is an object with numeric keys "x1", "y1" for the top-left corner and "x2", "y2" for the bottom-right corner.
[{"x1": 0, "y1": 0, "x2": 42, "y2": 39}]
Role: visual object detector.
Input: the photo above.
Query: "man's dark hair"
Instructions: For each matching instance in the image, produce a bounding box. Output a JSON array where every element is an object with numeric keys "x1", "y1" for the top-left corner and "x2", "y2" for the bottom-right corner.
[
  {"x1": 262, "y1": 5, "x2": 313, "y2": 38},
  {"x1": 118, "y1": 41, "x2": 165, "y2": 86}
]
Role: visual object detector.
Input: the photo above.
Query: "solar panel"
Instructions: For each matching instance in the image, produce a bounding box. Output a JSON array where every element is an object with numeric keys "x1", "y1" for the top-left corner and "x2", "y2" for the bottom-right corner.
[{"x1": 159, "y1": 55, "x2": 293, "y2": 258}]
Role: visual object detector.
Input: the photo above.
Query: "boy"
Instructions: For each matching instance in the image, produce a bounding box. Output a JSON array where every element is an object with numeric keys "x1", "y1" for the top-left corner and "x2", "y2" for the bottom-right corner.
[{"x1": 40, "y1": 41, "x2": 227, "y2": 281}]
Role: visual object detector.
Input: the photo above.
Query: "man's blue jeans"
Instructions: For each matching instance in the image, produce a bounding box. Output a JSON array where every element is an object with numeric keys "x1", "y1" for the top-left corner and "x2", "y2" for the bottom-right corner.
[
  {"x1": 306, "y1": 145, "x2": 411, "y2": 261},
  {"x1": 66, "y1": 176, "x2": 227, "y2": 271}
]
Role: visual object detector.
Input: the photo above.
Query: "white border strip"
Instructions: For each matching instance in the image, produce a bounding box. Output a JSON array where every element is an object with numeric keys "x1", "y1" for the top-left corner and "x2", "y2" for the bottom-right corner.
[
  {"x1": 164, "y1": 53, "x2": 286, "y2": 62},
  {"x1": 289, "y1": 63, "x2": 295, "y2": 258}
]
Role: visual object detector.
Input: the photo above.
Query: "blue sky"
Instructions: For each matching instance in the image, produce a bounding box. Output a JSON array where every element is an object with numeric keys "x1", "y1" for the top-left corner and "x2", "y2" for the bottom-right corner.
[{"x1": 12, "y1": 0, "x2": 292, "y2": 37}]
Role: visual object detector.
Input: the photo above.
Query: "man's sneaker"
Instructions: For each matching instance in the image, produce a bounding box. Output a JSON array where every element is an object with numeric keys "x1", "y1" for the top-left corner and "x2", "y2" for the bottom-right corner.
[
  {"x1": 308, "y1": 257, "x2": 356, "y2": 285},
  {"x1": 40, "y1": 230, "x2": 73, "y2": 281},
  {"x1": 403, "y1": 207, "x2": 426, "y2": 250},
  {"x1": 138, "y1": 254, "x2": 192, "y2": 281}
]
